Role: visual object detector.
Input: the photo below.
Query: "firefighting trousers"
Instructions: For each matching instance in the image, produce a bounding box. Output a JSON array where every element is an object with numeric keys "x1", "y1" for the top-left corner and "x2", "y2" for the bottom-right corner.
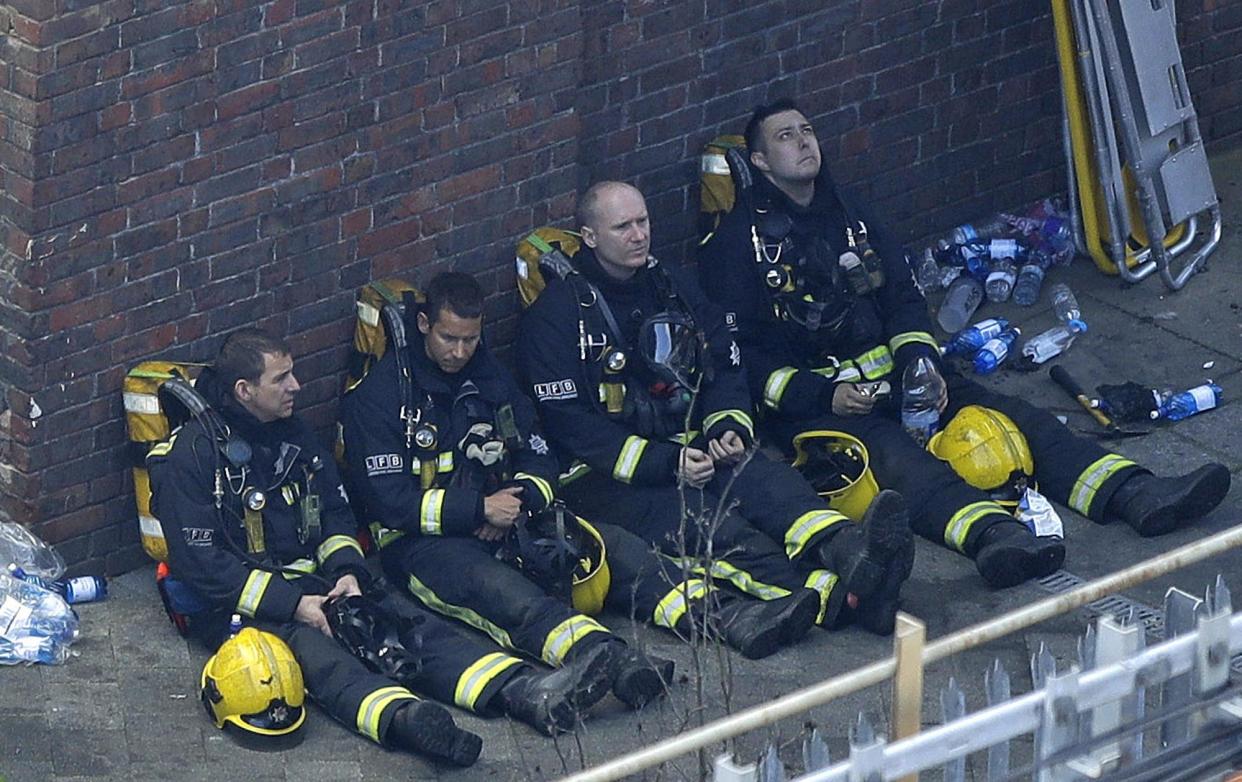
[
  {"x1": 380, "y1": 534, "x2": 620, "y2": 667},
  {"x1": 766, "y1": 370, "x2": 1144, "y2": 556},
  {"x1": 560, "y1": 459, "x2": 843, "y2": 617},
  {"x1": 192, "y1": 591, "x2": 528, "y2": 744}
]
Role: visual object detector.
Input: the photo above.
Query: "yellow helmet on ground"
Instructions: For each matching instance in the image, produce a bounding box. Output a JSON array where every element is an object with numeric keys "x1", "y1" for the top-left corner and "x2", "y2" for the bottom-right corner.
[
  {"x1": 791, "y1": 430, "x2": 880, "y2": 521},
  {"x1": 201, "y1": 627, "x2": 306, "y2": 737},
  {"x1": 928, "y1": 405, "x2": 1035, "y2": 501}
]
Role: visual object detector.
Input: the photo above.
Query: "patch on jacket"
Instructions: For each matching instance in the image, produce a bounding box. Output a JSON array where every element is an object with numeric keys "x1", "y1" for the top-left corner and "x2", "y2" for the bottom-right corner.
[
  {"x1": 183, "y1": 528, "x2": 213, "y2": 546},
  {"x1": 365, "y1": 453, "x2": 405, "y2": 476},
  {"x1": 527, "y1": 433, "x2": 549, "y2": 455},
  {"x1": 533, "y1": 379, "x2": 578, "y2": 401}
]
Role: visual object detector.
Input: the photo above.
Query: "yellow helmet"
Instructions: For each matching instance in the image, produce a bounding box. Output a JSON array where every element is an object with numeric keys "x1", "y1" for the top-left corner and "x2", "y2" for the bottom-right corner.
[
  {"x1": 502, "y1": 504, "x2": 611, "y2": 616},
  {"x1": 570, "y1": 518, "x2": 611, "y2": 616},
  {"x1": 928, "y1": 406, "x2": 1034, "y2": 499},
  {"x1": 791, "y1": 430, "x2": 880, "y2": 522},
  {"x1": 201, "y1": 628, "x2": 306, "y2": 737}
]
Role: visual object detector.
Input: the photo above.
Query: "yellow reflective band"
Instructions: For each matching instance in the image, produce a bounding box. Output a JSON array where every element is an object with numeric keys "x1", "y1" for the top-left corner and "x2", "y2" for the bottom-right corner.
[
  {"x1": 317, "y1": 534, "x2": 363, "y2": 564},
  {"x1": 702, "y1": 409, "x2": 754, "y2": 439},
  {"x1": 1069, "y1": 454, "x2": 1138, "y2": 516},
  {"x1": 406, "y1": 572, "x2": 514, "y2": 649},
  {"x1": 454, "y1": 652, "x2": 523, "y2": 711},
  {"x1": 281, "y1": 485, "x2": 295, "y2": 505},
  {"x1": 888, "y1": 331, "x2": 938, "y2": 353},
  {"x1": 612, "y1": 436, "x2": 648, "y2": 484},
  {"x1": 943, "y1": 501, "x2": 1009, "y2": 553},
  {"x1": 356, "y1": 686, "x2": 417, "y2": 743},
  {"x1": 369, "y1": 523, "x2": 405, "y2": 549},
  {"x1": 696, "y1": 559, "x2": 790, "y2": 601},
  {"x1": 854, "y1": 346, "x2": 893, "y2": 380},
  {"x1": 558, "y1": 461, "x2": 592, "y2": 486},
  {"x1": 763, "y1": 367, "x2": 797, "y2": 409},
  {"x1": 280, "y1": 558, "x2": 317, "y2": 580},
  {"x1": 540, "y1": 615, "x2": 608, "y2": 666},
  {"x1": 832, "y1": 361, "x2": 863, "y2": 383},
  {"x1": 804, "y1": 570, "x2": 839, "y2": 624},
  {"x1": 147, "y1": 441, "x2": 173, "y2": 458},
  {"x1": 419, "y1": 489, "x2": 445, "y2": 535},
  {"x1": 514, "y1": 472, "x2": 555, "y2": 506},
  {"x1": 236, "y1": 570, "x2": 272, "y2": 617},
  {"x1": 783, "y1": 509, "x2": 850, "y2": 559},
  {"x1": 653, "y1": 579, "x2": 708, "y2": 628},
  {"x1": 437, "y1": 451, "x2": 453, "y2": 472}
]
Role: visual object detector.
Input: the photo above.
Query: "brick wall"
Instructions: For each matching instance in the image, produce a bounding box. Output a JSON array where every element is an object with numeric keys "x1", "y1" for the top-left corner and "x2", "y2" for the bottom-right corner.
[{"x1": 0, "y1": 0, "x2": 1238, "y2": 574}]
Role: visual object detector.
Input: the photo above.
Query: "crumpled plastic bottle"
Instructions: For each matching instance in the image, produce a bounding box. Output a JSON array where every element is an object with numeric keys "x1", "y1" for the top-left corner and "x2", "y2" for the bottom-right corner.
[{"x1": 0, "y1": 572, "x2": 80, "y2": 665}]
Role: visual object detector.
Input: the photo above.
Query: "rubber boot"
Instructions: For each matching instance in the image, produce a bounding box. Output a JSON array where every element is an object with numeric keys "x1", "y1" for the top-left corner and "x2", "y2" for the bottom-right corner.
[
  {"x1": 387, "y1": 700, "x2": 482, "y2": 767},
  {"x1": 692, "y1": 589, "x2": 820, "y2": 660},
  {"x1": 597, "y1": 641, "x2": 675, "y2": 709},
  {"x1": 972, "y1": 521, "x2": 1064, "y2": 589},
  {"x1": 1104, "y1": 464, "x2": 1231, "y2": 537},
  {"x1": 815, "y1": 489, "x2": 915, "y2": 602},
  {"x1": 498, "y1": 643, "x2": 612, "y2": 735}
]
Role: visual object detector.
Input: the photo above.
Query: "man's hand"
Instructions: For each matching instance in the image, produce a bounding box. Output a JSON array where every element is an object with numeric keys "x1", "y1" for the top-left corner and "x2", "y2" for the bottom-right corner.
[
  {"x1": 678, "y1": 446, "x2": 715, "y2": 488},
  {"x1": 474, "y1": 522, "x2": 511, "y2": 543},
  {"x1": 327, "y1": 573, "x2": 361, "y2": 600},
  {"x1": 831, "y1": 383, "x2": 879, "y2": 416},
  {"x1": 707, "y1": 430, "x2": 746, "y2": 465},
  {"x1": 294, "y1": 594, "x2": 333, "y2": 637},
  {"x1": 483, "y1": 485, "x2": 524, "y2": 527}
]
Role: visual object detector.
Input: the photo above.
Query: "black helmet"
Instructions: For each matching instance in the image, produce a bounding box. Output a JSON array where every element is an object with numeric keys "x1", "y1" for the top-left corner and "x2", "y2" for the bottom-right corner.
[{"x1": 325, "y1": 594, "x2": 424, "y2": 686}]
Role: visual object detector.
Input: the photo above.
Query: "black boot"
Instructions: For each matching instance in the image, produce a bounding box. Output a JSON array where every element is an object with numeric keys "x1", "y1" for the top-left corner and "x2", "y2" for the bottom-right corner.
[
  {"x1": 498, "y1": 643, "x2": 612, "y2": 735},
  {"x1": 703, "y1": 589, "x2": 820, "y2": 659},
  {"x1": 387, "y1": 700, "x2": 482, "y2": 767},
  {"x1": 1104, "y1": 464, "x2": 1231, "y2": 537},
  {"x1": 816, "y1": 489, "x2": 915, "y2": 601},
  {"x1": 972, "y1": 521, "x2": 1064, "y2": 589},
  {"x1": 599, "y1": 642, "x2": 675, "y2": 709}
]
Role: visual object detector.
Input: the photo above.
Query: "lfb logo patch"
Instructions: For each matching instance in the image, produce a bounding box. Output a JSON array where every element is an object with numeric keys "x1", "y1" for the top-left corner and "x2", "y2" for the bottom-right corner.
[
  {"x1": 364, "y1": 453, "x2": 404, "y2": 476},
  {"x1": 534, "y1": 379, "x2": 578, "y2": 401}
]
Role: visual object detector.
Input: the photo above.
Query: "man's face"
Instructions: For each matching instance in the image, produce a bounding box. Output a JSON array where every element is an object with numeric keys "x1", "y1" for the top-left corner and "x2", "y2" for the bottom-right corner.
[
  {"x1": 236, "y1": 351, "x2": 300, "y2": 422},
  {"x1": 419, "y1": 307, "x2": 482, "y2": 374},
  {"x1": 751, "y1": 109, "x2": 821, "y2": 187},
  {"x1": 581, "y1": 184, "x2": 650, "y2": 280}
]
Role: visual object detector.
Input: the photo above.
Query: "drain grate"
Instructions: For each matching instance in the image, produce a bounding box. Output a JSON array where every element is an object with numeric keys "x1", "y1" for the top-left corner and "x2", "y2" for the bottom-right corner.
[{"x1": 1035, "y1": 569, "x2": 1242, "y2": 675}]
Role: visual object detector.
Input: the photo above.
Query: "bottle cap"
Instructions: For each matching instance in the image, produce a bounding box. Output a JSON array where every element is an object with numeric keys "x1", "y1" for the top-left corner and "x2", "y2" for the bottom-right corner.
[{"x1": 1068, "y1": 319, "x2": 1087, "y2": 334}]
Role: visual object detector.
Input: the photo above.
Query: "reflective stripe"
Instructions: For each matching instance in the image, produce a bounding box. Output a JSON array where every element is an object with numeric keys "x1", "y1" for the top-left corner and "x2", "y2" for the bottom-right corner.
[
  {"x1": 653, "y1": 579, "x2": 708, "y2": 628},
  {"x1": 420, "y1": 490, "x2": 445, "y2": 535},
  {"x1": 370, "y1": 523, "x2": 405, "y2": 549},
  {"x1": 783, "y1": 509, "x2": 849, "y2": 559},
  {"x1": 317, "y1": 534, "x2": 362, "y2": 564},
  {"x1": 702, "y1": 409, "x2": 754, "y2": 439},
  {"x1": 515, "y1": 472, "x2": 555, "y2": 506},
  {"x1": 833, "y1": 362, "x2": 863, "y2": 383},
  {"x1": 855, "y1": 346, "x2": 893, "y2": 380},
  {"x1": 888, "y1": 331, "x2": 938, "y2": 353},
  {"x1": 943, "y1": 501, "x2": 1008, "y2": 553},
  {"x1": 804, "y1": 570, "x2": 839, "y2": 624},
  {"x1": 454, "y1": 652, "x2": 523, "y2": 711},
  {"x1": 406, "y1": 572, "x2": 514, "y2": 649},
  {"x1": 280, "y1": 558, "x2": 317, "y2": 580},
  {"x1": 357, "y1": 300, "x2": 380, "y2": 328},
  {"x1": 147, "y1": 441, "x2": 173, "y2": 458},
  {"x1": 763, "y1": 367, "x2": 797, "y2": 410},
  {"x1": 236, "y1": 570, "x2": 272, "y2": 617},
  {"x1": 701, "y1": 152, "x2": 730, "y2": 175},
  {"x1": 612, "y1": 436, "x2": 648, "y2": 484},
  {"x1": 139, "y1": 514, "x2": 164, "y2": 538},
  {"x1": 1069, "y1": 454, "x2": 1138, "y2": 516},
  {"x1": 356, "y1": 686, "x2": 417, "y2": 743},
  {"x1": 437, "y1": 452, "x2": 453, "y2": 472},
  {"x1": 540, "y1": 615, "x2": 608, "y2": 666},
  {"x1": 697, "y1": 559, "x2": 789, "y2": 601},
  {"x1": 123, "y1": 392, "x2": 161, "y2": 414},
  {"x1": 558, "y1": 462, "x2": 591, "y2": 486}
]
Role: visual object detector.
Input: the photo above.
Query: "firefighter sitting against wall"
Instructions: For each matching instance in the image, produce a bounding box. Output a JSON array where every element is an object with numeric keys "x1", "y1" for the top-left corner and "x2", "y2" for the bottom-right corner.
[
  {"x1": 517, "y1": 181, "x2": 917, "y2": 637},
  {"x1": 696, "y1": 98, "x2": 1232, "y2": 588},
  {"x1": 148, "y1": 329, "x2": 619, "y2": 765}
]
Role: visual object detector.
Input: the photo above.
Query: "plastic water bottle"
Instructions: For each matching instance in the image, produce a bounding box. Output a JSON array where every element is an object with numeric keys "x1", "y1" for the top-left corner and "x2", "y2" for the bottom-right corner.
[
  {"x1": 1153, "y1": 383, "x2": 1223, "y2": 421},
  {"x1": 1021, "y1": 322, "x2": 1086, "y2": 365},
  {"x1": 913, "y1": 248, "x2": 941, "y2": 293},
  {"x1": 901, "y1": 356, "x2": 945, "y2": 447},
  {"x1": 985, "y1": 260, "x2": 1016, "y2": 303},
  {"x1": 986, "y1": 238, "x2": 1020, "y2": 260},
  {"x1": 950, "y1": 217, "x2": 1009, "y2": 245},
  {"x1": 228, "y1": 613, "x2": 243, "y2": 638},
  {"x1": 1011, "y1": 262, "x2": 1046, "y2": 306},
  {"x1": 937, "y1": 275, "x2": 984, "y2": 334},
  {"x1": 1049, "y1": 282, "x2": 1081, "y2": 325},
  {"x1": 0, "y1": 571, "x2": 80, "y2": 665},
  {"x1": 6, "y1": 564, "x2": 108, "y2": 604},
  {"x1": 973, "y1": 328, "x2": 1021, "y2": 374},
  {"x1": 943, "y1": 317, "x2": 1009, "y2": 357}
]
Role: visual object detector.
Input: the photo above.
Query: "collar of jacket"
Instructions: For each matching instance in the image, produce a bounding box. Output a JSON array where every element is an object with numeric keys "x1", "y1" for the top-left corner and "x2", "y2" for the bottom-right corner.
[
  {"x1": 754, "y1": 157, "x2": 844, "y2": 223},
  {"x1": 572, "y1": 245, "x2": 657, "y2": 296}
]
